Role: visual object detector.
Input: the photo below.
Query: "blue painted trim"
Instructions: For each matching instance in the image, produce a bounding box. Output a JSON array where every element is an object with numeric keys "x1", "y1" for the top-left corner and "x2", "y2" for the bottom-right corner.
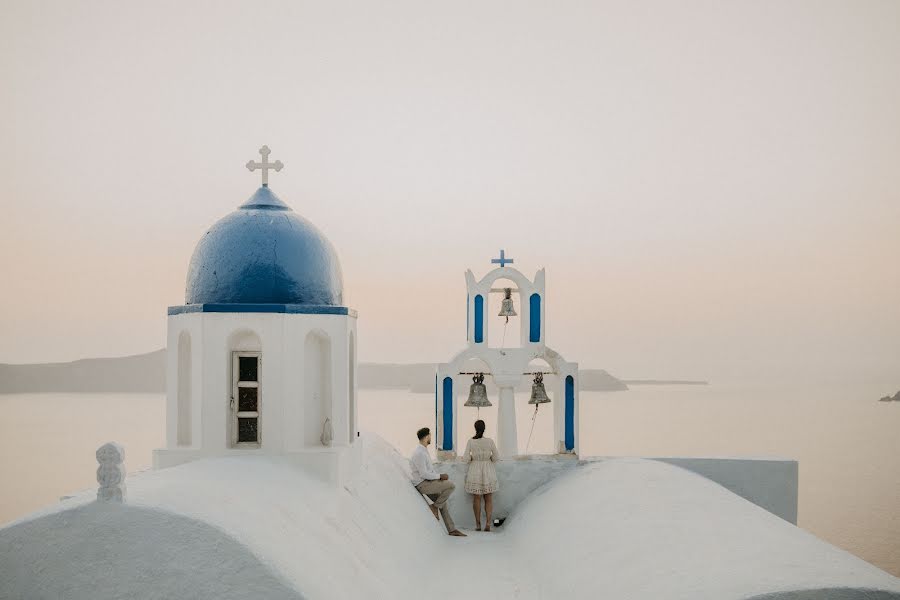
[
  {"x1": 565, "y1": 375, "x2": 575, "y2": 451},
  {"x1": 466, "y1": 293, "x2": 470, "y2": 342},
  {"x1": 435, "y1": 374, "x2": 439, "y2": 447},
  {"x1": 474, "y1": 295, "x2": 484, "y2": 344},
  {"x1": 442, "y1": 377, "x2": 453, "y2": 451},
  {"x1": 529, "y1": 293, "x2": 541, "y2": 343},
  {"x1": 169, "y1": 304, "x2": 357, "y2": 317}
]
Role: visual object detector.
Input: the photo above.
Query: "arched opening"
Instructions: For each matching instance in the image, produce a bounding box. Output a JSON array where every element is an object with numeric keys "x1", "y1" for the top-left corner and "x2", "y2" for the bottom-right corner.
[
  {"x1": 487, "y1": 278, "x2": 521, "y2": 349},
  {"x1": 227, "y1": 329, "x2": 262, "y2": 448},
  {"x1": 304, "y1": 330, "x2": 332, "y2": 447},
  {"x1": 348, "y1": 331, "x2": 356, "y2": 444},
  {"x1": 176, "y1": 331, "x2": 192, "y2": 447}
]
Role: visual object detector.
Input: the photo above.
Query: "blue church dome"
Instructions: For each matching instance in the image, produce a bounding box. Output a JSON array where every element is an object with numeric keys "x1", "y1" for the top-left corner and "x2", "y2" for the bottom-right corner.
[{"x1": 185, "y1": 186, "x2": 343, "y2": 306}]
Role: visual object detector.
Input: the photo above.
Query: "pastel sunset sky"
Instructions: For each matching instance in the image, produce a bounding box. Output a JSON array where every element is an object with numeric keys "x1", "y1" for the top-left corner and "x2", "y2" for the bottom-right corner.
[{"x1": 2, "y1": 1, "x2": 898, "y2": 383}]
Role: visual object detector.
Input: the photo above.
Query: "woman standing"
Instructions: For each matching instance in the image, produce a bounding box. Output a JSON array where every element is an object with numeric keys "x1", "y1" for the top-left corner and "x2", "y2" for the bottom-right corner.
[{"x1": 462, "y1": 419, "x2": 499, "y2": 531}]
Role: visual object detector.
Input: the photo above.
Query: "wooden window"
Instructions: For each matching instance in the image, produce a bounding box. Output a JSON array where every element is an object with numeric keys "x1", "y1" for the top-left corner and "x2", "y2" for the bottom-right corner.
[{"x1": 231, "y1": 352, "x2": 261, "y2": 447}]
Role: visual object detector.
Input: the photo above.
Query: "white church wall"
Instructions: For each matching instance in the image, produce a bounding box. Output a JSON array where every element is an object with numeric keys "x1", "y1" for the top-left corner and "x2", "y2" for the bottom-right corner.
[
  {"x1": 190, "y1": 331, "x2": 203, "y2": 448},
  {"x1": 281, "y1": 318, "x2": 304, "y2": 453},
  {"x1": 156, "y1": 311, "x2": 358, "y2": 476},
  {"x1": 552, "y1": 364, "x2": 566, "y2": 452}
]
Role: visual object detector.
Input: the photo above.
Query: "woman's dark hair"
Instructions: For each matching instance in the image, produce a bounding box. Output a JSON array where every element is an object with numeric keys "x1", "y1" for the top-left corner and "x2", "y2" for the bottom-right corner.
[
  {"x1": 417, "y1": 427, "x2": 431, "y2": 440},
  {"x1": 473, "y1": 420, "x2": 485, "y2": 439}
]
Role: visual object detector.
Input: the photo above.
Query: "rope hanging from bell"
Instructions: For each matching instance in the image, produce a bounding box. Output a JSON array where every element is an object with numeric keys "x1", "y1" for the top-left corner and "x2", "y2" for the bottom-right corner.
[{"x1": 524, "y1": 404, "x2": 539, "y2": 454}]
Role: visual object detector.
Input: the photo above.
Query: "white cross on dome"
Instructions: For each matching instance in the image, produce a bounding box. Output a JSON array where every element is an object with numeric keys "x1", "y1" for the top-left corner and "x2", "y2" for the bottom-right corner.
[{"x1": 246, "y1": 145, "x2": 284, "y2": 187}]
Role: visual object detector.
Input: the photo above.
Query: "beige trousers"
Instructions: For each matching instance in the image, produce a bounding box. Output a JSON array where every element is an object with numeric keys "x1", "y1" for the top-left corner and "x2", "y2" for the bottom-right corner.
[{"x1": 416, "y1": 479, "x2": 457, "y2": 533}]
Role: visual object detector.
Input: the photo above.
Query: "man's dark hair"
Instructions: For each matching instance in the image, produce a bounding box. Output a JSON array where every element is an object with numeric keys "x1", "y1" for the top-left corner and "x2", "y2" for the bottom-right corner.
[{"x1": 417, "y1": 427, "x2": 431, "y2": 440}]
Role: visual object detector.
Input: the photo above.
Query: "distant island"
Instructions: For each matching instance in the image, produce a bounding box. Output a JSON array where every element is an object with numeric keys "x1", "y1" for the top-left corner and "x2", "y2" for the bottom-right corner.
[
  {"x1": 0, "y1": 350, "x2": 167, "y2": 394},
  {"x1": 622, "y1": 380, "x2": 709, "y2": 386},
  {"x1": 0, "y1": 350, "x2": 707, "y2": 394},
  {"x1": 878, "y1": 391, "x2": 900, "y2": 402}
]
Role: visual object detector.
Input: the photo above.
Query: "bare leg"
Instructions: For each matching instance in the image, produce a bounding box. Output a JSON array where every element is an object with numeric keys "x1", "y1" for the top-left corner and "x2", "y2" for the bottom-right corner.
[
  {"x1": 473, "y1": 494, "x2": 483, "y2": 530},
  {"x1": 484, "y1": 493, "x2": 493, "y2": 531}
]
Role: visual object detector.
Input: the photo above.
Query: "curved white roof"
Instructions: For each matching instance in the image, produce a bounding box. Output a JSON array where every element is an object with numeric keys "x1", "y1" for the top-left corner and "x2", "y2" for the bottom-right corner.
[{"x1": 2, "y1": 435, "x2": 899, "y2": 599}]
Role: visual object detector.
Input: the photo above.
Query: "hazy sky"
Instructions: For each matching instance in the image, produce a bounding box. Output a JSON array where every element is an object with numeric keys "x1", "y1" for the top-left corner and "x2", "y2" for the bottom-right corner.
[{"x1": 1, "y1": 1, "x2": 898, "y2": 384}]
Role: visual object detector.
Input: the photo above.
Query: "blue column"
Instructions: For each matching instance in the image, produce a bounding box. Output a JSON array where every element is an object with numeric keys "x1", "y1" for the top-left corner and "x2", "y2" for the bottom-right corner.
[
  {"x1": 565, "y1": 375, "x2": 575, "y2": 452},
  {"x1": 474, "y1": 295, "x2": 484, "y2": 344},
  {"x1": 442, "y1": 376, "x2": 454, "y2": 451},
  {"x1": 529, "y1": 293, "x2": 541, "y2": 342},
  {"x1": 434, "y1": 374, "x2": 439, "y2": 446}
]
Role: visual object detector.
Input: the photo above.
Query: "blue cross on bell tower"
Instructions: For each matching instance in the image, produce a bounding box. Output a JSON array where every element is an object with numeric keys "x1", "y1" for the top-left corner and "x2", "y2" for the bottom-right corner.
[{"x1": 491, "y1": 249, "x2": 514, "y2": 268}]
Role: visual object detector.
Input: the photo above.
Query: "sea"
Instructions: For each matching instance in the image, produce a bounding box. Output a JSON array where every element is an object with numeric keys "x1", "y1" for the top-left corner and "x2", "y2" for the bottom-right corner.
[{"x1": 1, "y1": 381, "x2": 897, "y2": 576}]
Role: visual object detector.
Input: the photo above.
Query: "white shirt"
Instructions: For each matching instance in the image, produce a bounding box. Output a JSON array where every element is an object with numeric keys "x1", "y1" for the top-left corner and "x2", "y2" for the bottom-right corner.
[{"x1": 409, "y1": 444, "x2": 440, "y2": 486}]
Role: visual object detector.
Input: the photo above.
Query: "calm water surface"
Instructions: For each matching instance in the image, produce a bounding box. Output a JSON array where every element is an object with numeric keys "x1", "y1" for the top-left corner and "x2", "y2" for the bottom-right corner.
[{"x1": 1, "y1": 382, "x2": 897, "y2": 575}]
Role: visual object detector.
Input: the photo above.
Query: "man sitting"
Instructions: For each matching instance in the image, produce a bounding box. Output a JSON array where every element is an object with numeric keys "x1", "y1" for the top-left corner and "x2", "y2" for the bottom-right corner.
[{"x1": 410, "y1": 427, "x2": 467, "y2": 537}]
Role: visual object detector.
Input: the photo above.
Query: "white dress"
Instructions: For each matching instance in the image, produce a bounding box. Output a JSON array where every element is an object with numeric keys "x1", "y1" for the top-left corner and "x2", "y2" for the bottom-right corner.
[{"x1": 463, "y1": 437, "x2": 499, "y2": 495}]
